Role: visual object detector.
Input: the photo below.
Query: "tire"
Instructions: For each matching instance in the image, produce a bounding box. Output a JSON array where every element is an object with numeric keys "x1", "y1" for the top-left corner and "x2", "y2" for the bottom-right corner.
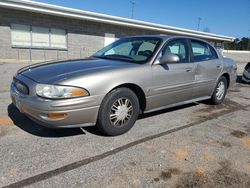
[
  {"x1": 97, "y1": 87, "x2": 140, "y2": 136},
  {"x1": 209, "y1": 76, "x2": 228, "y2": 105}
]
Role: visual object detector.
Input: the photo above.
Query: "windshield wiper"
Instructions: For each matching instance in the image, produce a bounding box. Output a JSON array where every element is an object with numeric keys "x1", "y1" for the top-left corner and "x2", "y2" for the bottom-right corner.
[
  {"x1": 93, "y1": 55, "x2": 135, "y2": 62},
  {"x1": 92, "y1": 55, "x2": 110, "y2": 60}
]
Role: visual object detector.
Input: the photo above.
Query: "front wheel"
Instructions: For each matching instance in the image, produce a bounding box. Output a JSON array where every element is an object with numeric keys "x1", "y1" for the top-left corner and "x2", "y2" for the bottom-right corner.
[
  {"x1": 209, "y1": 76, "x2": 227, "y2": 105},
  {"x1": 97, "y1": 88, "x2": 139, "y2": 136}
]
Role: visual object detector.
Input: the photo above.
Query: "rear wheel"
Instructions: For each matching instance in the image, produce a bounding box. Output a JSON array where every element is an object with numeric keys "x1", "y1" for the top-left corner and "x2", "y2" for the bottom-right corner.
[
  {"x1": 97, "y1": 88, "x2": 139, "y2": 136},
  {"x1": 209, "y1": 76, "x2": 227, "y2": 105}
]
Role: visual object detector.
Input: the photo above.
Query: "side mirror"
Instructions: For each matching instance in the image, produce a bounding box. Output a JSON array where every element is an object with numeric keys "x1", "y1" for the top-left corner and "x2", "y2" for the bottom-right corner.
[{"x1": 159, "y1": 54, "x2": 180, "y2": 64}]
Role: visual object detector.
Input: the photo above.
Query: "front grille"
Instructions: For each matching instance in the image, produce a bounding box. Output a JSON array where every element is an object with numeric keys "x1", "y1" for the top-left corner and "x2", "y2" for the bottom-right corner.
[{"x1": 13, "y1": 78, "x2": 29, "y2": 95}]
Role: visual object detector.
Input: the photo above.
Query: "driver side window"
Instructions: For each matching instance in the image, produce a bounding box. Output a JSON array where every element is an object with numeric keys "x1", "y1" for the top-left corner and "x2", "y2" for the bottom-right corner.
[{"x1": 161, "y1": 39, "x2": 189, "y2": 63}]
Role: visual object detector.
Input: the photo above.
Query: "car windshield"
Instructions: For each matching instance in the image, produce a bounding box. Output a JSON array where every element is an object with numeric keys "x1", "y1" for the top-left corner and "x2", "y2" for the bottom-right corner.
[{"x1": 92, "y1": 37, "x2": 162, "y2": 63}]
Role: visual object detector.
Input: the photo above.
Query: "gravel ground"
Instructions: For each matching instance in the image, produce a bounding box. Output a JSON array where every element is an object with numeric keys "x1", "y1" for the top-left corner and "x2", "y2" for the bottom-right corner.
[{"x1": 0, "y1": 62, "x2": 249, "y2": 188}]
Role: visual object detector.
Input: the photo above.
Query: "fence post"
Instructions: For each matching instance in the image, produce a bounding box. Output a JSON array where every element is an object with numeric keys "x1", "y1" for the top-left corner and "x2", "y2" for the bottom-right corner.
[
  {"x1": 44, "y1": 49, "x2": 46, "y2": 62},
  {"x1": 17, "y1": 49, "x2": 20, "y2": 62},
  {"x1": 29, "y1": 48, "x2": 32, "y2": 63}
]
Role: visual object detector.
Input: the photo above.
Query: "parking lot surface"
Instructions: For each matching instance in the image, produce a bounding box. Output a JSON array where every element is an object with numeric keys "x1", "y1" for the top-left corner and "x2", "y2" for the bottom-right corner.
[{"x1": 0, "y1": 62, "x2": 249, "y2": 188}]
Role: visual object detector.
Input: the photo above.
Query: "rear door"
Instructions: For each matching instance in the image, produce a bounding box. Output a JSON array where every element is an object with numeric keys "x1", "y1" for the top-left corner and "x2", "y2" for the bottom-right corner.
[
  {"x1": 189, "y1": 39, "x2": 222, "y2": 98},
  {"x1": 149, "y1": 38, "x2": 196, "y2": 110}
]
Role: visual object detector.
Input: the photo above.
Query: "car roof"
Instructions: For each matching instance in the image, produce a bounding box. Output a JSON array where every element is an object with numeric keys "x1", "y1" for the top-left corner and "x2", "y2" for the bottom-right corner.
[{"x1": 125, "y1": 34, "x2": 210, "y2": 43}]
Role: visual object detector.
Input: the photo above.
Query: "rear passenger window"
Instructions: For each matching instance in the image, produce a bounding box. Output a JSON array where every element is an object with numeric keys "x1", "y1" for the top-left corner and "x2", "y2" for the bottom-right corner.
[
  {"x1": 208, "y1": 45, "x2": 218, "y2": 59},
  {"x1": 191, "y1": 40, "x2": 218, "y2": 62}
]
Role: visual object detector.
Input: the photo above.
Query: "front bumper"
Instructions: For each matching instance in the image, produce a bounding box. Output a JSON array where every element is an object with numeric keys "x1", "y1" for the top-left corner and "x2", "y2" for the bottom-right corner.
[{"x1": 10, "y1": 75, "x2": 104, "y2": 128}]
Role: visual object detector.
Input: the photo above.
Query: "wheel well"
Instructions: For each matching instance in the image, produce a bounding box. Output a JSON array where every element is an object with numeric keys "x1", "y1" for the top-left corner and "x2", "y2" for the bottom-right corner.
[
  {"x1": 222, "y1": 73, "x2": 230, "y2": 88},
  {"x1": 112, "y1": 83, "x2": 146, "y2": 112}
]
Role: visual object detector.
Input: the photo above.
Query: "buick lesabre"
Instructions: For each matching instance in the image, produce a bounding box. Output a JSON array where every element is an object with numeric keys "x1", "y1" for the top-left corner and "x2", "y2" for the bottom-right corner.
[{"x1": 10, "y1": 35, "x2": 237, "y2": 135}]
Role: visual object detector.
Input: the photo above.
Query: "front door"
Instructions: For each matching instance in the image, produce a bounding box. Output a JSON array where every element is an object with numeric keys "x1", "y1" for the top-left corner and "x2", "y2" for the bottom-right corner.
[{"x1": 148, "y1": 39, "x2": 196, "y2": 110}]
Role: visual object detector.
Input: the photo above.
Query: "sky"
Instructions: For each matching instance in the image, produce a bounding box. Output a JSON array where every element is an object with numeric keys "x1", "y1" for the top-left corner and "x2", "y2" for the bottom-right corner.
[{"x1": 35, "y1": 0, "x2": 250, "y2": 38}]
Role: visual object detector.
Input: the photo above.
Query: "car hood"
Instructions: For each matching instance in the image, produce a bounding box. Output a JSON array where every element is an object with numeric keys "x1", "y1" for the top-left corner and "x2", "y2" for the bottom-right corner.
[{"x1": 18, "y1": 58, "x2": 137, "y2": 83}]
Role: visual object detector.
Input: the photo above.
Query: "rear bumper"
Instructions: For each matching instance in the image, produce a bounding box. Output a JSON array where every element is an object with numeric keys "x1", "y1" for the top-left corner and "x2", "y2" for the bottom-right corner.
[{"x1": 10, "y1": 77, "x2": 104, "y2": 128}]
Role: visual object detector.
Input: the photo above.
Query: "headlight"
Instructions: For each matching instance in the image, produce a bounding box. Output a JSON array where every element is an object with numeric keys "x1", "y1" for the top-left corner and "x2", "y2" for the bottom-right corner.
[{"x1": 36, "y1": 84, "x2": 89, "y2": 99}]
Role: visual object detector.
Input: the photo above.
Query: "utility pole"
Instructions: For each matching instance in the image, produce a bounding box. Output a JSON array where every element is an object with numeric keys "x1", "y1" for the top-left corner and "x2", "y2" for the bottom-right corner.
[
  {"x1": 197, "y1": 17, "x2": 202, "y2": 31},
  {"x1": 130, "y1": 0, "x2": 135, "y2": 19}
]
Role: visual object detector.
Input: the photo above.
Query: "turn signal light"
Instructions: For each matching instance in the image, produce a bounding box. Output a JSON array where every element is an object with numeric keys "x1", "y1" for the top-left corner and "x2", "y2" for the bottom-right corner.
[
  {"x1": 47, "y1": 113, "x2": 68, "y2": 119},
  {"x1": 71, "y1": 88, "x2": 89, "y2": 97}
]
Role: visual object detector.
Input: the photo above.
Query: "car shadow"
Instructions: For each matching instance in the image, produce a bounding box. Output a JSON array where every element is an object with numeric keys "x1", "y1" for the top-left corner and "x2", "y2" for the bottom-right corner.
[
  {"x1": 8, "y1": 102, "x2": 198, "y2": 137},
  {"x1": 8, "y1": 103, "x2": 85, "y2": 138},
  {"x1": 138, "y1": 102, "x2": 197, "y2": 119},
  {"x1": 81, "y1": 103, "x2": 198, "y2": 136}
]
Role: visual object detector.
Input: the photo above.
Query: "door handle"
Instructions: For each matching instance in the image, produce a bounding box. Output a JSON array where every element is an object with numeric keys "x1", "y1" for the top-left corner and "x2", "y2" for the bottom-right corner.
[
  {"x1": 216, "y1": 65, "x2": 222, "y2": 69},
  {"x1": 186, "y1": 67, "x2": 193, "y2": 72}
]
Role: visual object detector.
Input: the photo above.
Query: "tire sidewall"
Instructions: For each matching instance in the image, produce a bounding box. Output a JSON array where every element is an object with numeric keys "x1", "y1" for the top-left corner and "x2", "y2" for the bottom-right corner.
[{"x1": 97, "y1": 88, "x2": 139, "y2": 136}]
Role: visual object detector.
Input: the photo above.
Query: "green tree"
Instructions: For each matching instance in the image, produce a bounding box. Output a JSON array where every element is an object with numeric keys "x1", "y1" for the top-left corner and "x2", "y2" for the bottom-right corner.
[{"x1": 224, "y1": 37, "x2": 250, "y2": 50}]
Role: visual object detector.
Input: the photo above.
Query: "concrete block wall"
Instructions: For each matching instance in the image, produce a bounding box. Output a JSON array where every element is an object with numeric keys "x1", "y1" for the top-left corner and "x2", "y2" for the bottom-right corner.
[{"x1": 0, "y1": 8, "x2": 156, "y2": 63}]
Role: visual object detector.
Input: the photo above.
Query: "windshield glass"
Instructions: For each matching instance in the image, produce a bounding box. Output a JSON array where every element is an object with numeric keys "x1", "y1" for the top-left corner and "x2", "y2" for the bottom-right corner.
[{"x1": 93, "y1": 37, "x2": 162, "y2": 63}]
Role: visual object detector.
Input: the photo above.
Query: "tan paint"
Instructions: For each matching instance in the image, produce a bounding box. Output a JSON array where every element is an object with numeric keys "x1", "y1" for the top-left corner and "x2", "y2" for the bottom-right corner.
[
  {"x1": 0, "y1": 116, "x2": 13, "y2": 126},
  {"x1": 244, "y1": 163, "x2": 250, "y2": 171},
  {"x1": 195, "y1": 167, "x2": 207, "y2": 176},
  {"x1": 174, "y1": 148, "x2": 188, "y2": 160},
  {"x1": 202, "y1": 154, "x2": 214, "y2": 161},
  {"x1": 242, "y1": 138, "x2": 250, "y2": 149}
]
